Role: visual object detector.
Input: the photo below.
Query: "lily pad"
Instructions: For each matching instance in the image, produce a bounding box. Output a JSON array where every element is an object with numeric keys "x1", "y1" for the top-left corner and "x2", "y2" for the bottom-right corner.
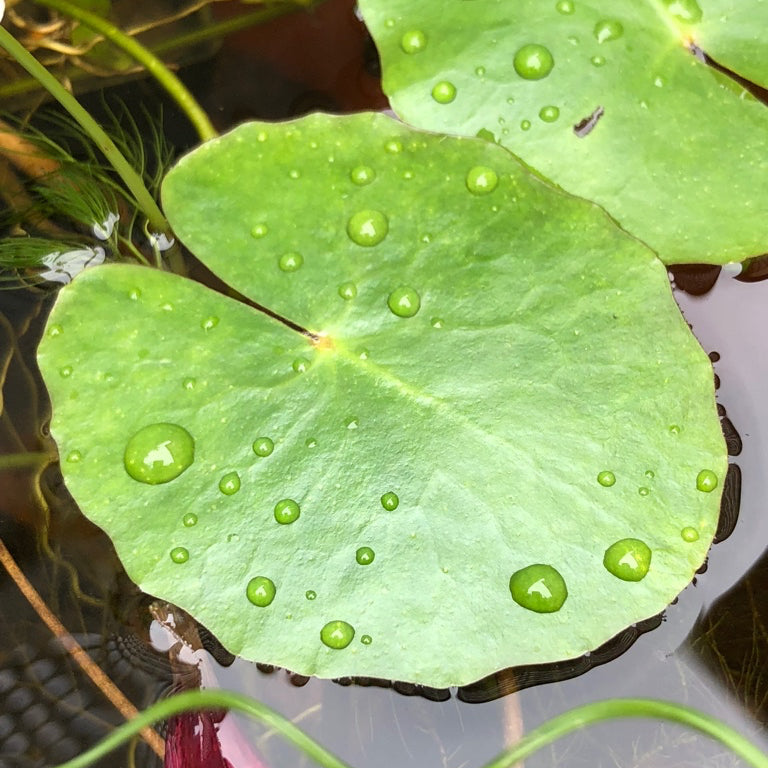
[
  {"x1": 358, "y1": 0, "x2": 768, "y2": 265},
  {"x1": 37, "y1": 113, "x2": 726, "y2": 687}
]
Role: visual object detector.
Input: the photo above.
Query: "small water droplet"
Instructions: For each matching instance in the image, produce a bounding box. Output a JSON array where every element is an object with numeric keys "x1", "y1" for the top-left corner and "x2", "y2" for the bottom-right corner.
[
  {"x1": 520, "y1": 119, "x2": 532, "y2": 131},
  {"x1": 246, "y1": 576, "x2": 276, "y2": 607},
  {"x1": 696, "y1": 469, "x2": 718, "y2": 492},
  {"x1": 381, "y1": 491, "x2": 399, "y2": 510},
  {"x1": 124, "y1": 423, "x2": 195, "y2": 485},
  {"x1": 597, "y1": 470, "x2": 616, "y2": 487},
  {"x1": 638, "y1": 486, "x2": 650, "y2": 496},
  {"x1": 350, "y1": 165, "x2": 376, "y2": 185},
  {"x1": 347, "y1": 210, "x2": 389, "y2": 247},
  {"x1": 384, "y1": 139, "x2": 403, "y2": 154},
  {"x1": 303, "y1": 590, "x2": 316, "y2": 601},
  {"x1": 361, "y1": 634, "x2": 372, "y2": 645},
  {"x1": 431, "y1": 81, "x2": 457, "y2": 104},
  {"x1": 66, "y1": 450, "x2": 82, "y2": 463},
  {"x1": 346, "y1": 417, "x2": 359, "y2": 430},
  {"x1": 513, "y1": 44, "x2": 555, "y2": 80},
  {"x1": 539, "y1": 105, "x2": 560, "y2": 122},
  {"x1": 357, "y1": 348, "x2": 369, "y2": 360},
  {"x1": 400, "y1": 29, "x2": 427, "y2": 53},
  {"x1": 475, "y1": 65, "x2": 486, "y2": 77},
  {"x1": 128, "y1": 289, "x2": 141, "y2": 301},
  {"x1": 431, "y1": 317, "x2": 444, "y2": 329},
  {"x1": 253, "y1": 437, "x2": 274, "y2": 457},
  {"x1": 251, "y1": 224, "x2": 268, "y2": 238},
  {"x1": 170, "y1": 547, "x2": 189, "y2": 564},
  {"x1": 402, "y1": 170, "x2": 414, "y2": 180},
  {"x1": 654, "y1": 75, "x2": 665, "y2": 88},
  {"x1": 593, "y1": 19, "x2": 624, "y2": 43},
  {"x1": 320, "y1": 620, "x2": 355, "y2": 649},
  {"x1": 509, "y1": 564, "x2": 568, "y2": 613},
  {"x1": 591, "y1": 55, "x2": 606, "y2": 66},
  {"x1": 662, "y1": 0, "x2": 703, "y2": 24},
  {"x1": 201, "y1": 316, "x2": 219, "y2": 330},
  {"x1": 645, "y1": 470, "x2": 655, "y2": 479},
  {"x1": 567, "y1": 34, "x2": 580, "y2": 45},
  {"x1": 356, "y1": 546, "x2": 375, "y2": 565},
  {"x1": 182, "y1": 512, "x2": 198, "y2": 527},
  {"x1": 681, "y1": 526, "x2": 700, "y2": 542},
  {"x1": 278, "y1": 252, "x2": 304, "y2": 272},
  {"x1": 555, "y1": 0, "x2": 575, "y2": 13},
  {"x1": 257, "y1": 131, "x2": 268, "y2": 142},
  {"x1": 384, "y1": 18, "x2": 395, "y2": 28},
  {"x1": 338, "y1": 281, "x2": 357, "y2": 300},
  {"x1": 288, "y1": 169, "x2": 301, "y2": 179},
  {"x1": 387, "y1": 286, "x2": 421, "y2": 318},
  {"x1": 305, "y1": 437, "x2": 317, "y2": 448},
  {"x1": 603, "y1": 538, "x2": 652, "y2": 581},
  {"x1": 48, "y1": 323, "x2": 63, "y2": 337},
  {"x1": 59, "y1": 365, "x2": 73, "y2": 378},
  {"x1": 182, "y1": 377, "x2": 196, "y2": 390},
  {"x1": 219, "y1": 471, "x2": 241, "y2": 495},
  {"x1": 274, "y1": 498, "x2": 300, "y2": 525},
  {"x1": 465, "y1": 166, "x2": 499, "y2": 195},
  {"x1": 293, "y1": 357, "x2": 310, "y2": 374}
]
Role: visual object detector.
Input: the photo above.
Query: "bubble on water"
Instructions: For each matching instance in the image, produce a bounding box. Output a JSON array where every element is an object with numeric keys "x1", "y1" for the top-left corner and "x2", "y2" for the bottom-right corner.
[
  {"x1": 539, "y1": 105, "x2": 560, "y2": 122},
  {"x1": 253, "y1": 437, "x2": 274, "y2": 457},
  {"x1": 170, "y1": 547, "x2": 189, "y2": 564},
  {"x1": 696, "y1": 469, "x2": 718, "y2": 492},
  {"x1": 381, "y1": 491, "x2": 399, "y2": 510},
  {"x1": 594, "y1": 19, "x2": 624, "y2": 43},
  {"x1": 246, "y1": 576, "x2": 276, "y2": 607},
  {"x1": 356, "y1": 546, "x2": 375, "y2": 565},
  {"x1": 251, "y1": 224, "x2": 268, "y2": 239},
  {"x1": 182, "y1": 512, "x2": 198, "y2": 527},
  {"x1": 338, "y1": 282, "x2": 358, "y2": 300},
  {"x1": 597, "y1": 470, "x2": 616, "y2": 487},
  {"x1": 603, "y1": 538, "x2": 652, "y2": 581},
  {"x1": 350, "y1": 166, "x2": 376, "y2": 185},
  {"x1": 201, "y1": 316, "x2": 219, "y2": 330},
  {"x1": 513, "y1": 44, "x2": 555, "y2": 80},
  {"x1": 279, "y1": 252, "x2": 304, "y2": 272},
  {"x1": 219, "y1": 471, "x2": 241, "y2": 495},
  {"x1": 509, "y1": 564, "x2": 568, "y2": 613},
  {"x1": 400, "y1": 30, "x2": 427, "y2": 53},
  {"x1": 274, "y1": 498, "x2": 300, "y2": 525},
  {"x1": 347, "y1": 210, "x2": 389, "y2": 247},
  {"x1": 124, "y1": 423, "x2": 195, "y2": 485},
  {"x1": 320, "y1": 620, "x2": 355, "y2": 649},
  {"x1": 466, "y1": 166, "x2": 499, "y2": 195},
  {"x1": 432, "y1": 81, "x2": 457, "y2": 104},
  {"x1": 387, "y1": 286, "x2": 421, "y2": 318},
  {"x1": 681, "y1": 526, "x2": 700, "y2": 542}
]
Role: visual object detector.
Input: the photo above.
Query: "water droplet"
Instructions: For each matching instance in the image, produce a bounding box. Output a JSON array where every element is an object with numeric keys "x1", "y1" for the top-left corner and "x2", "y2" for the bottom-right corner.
[
  {"x1": 293, "y1": 357, "x2": 310, "y2": 374},
  {"x1": 128, "y1": 289, "x2": 141, "y2": 301},
  {"x1": 539, "y1": 105, "x2": 560, "y2": 122},
  {"x1": 274, "y1": 498, "x2": 300, "y2": 525},
  {"x1": 305, "y1": 437, "x2": 318, "y2": 448},
  {"x1": 555, "y1": 0, "x2": 575, "y2": 13},
  {"x1": 124, "y1": 423, "x2": 195, "y2": 485},
  {"x1": 320, "y1": 620, "x2": 355, "y2": 649},
  {"x1": 66, "y1": 450, "x2": 82, "y2": 463},
  {"x1": 384, "y1": 139, "x2": 403, "y2": 154},
  {"x1": 357, "y1": 348, "x2": 369, "y2": 360},
  {"x1": 288, "y1": 169, "x2": 301, "y2": 179},
  {"x1": 638, "y1": 486, "x2": 650, "y2": 496},
  {"x1": 696, "y1": 469, "x2": 718, "y2": 492},
  {"x1": 170, "y1": 547, "x2": 189, "y2": 564},
  {"x1": 59, "y1": 365, "x2": 73, "y2": 378},
  {"x1": 305, "y1": 590, "x2": 317, "y2": 600},
  {"x1": 219, "y1": 471, "x2": 241, "y2": 495},
  {"x1": 509, "y1": 564, "x2": 568, "y2": 613},
  {"x1": 431, "y1": 317, "x2": 444, "y2": 329},
  {"x1": 361, "y1": 634, "x2": 372, "y2": 645},
  {"x1": 603, "y1": 538, "x2": 652, "y2": 581},
  {"x1": 662, "y1": 0, "x2": 703, "y2": 24},
  {"x1": 246, "y1": 576, "x2": 276, "y2": 607},
  {"x1": 597, "y1": 470, "x2": 616, "y2": 487},
  {"x1": 384, "y1": 18, "x2": 395, "y2": 28},
  {"x1": 253, "y1": 437, "x2": 274, "y2": 456},
  {"x1": 338, "y1": 281, "x2": 357, "y2": 300},
  {"x1": 201, "y1": 316, "x2": 219, "y2": 330},
  {"x1": 251, "y1": 224, "x2": 268, "y2": 238},
  {"x1": 594, "y1": 19, "x2": 624, "y2": 43},
  {"x1": 681, "y1": 526, "x2": 700, "y2": 542},
  {"x1": 402, "y1": 170, "x2": 414, "y2": 180},
  {"x1": 520, "y1": 119, "x2": 532, "y2": 131},
  {"x1": 346, "y1": 417, "x2": 359, "y2": 430},
  {"x1": 591, "y1": 55, "x2": 606, "y2": 66},
  {"x1": 350, "y1": 165, "x2": 376, "y2": 185},
  {"x1": 400, "y1": 29, "x2": 427, "y2": 53},
  {"x1": 279, "y1": 252, "x2": 304, "y2": 272},
  {"x1": 182, "y1": 377, "x2": 196, "y2": 390},
  {"x1": 381, "y1": 491, "x2": 399, "y2": 511},
  {"x1": 47, "y1": 323, "x2": 63, "y2": 337},
  {"x1": 356, "y1": 546, "x2": 375, "y2": 565},
  {"x1": 182, "y1": 512, "x2": 198, "y2": 527},
  {"x1": 387, "y1": 286, "x2": 421, "y2": 318},
  {"x1": 432, "y1": 81, "x2": 457, "y2": 104},
  {"x1": 513, "y1": 44, "x2": 555, "y2": 80},
  {"x1": 669, "y1": 425, "x2": 681, "y2": 435},
  {"x1": 257, "y1": 130, "x2": 268, "y2": 142},
  {"x1": 465, "y1": 166, "x2": 499, "y2": 195},
  {"x1": 645, "y1": 470, "x2": 655, "y2": 479},
  {"x1": 347, "y1": 210, "x2": 389, "y2": 247},
  {"x1": 475, "y1": 65, "x2": 486, "y2": 77}
]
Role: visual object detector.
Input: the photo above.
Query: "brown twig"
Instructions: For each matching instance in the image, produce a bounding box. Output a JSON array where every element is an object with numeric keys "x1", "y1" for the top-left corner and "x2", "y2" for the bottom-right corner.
[{"x1": 0, "y1": 536, "x2": 165, "y2": 760}]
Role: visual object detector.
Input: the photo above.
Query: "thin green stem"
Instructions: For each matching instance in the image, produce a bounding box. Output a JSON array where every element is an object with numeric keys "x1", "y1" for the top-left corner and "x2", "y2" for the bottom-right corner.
[
  {"x1": 31, "y1": 0, "x2": 217, "y2": 142},
  {"x1": 0, "y1": 24, "x2": 169, "y2": 235}
]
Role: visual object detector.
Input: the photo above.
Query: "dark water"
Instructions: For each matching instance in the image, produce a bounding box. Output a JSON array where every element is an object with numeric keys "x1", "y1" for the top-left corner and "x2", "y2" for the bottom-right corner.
[{"x1": 1, "y1": 1, "x2": 767, "y2": 766}]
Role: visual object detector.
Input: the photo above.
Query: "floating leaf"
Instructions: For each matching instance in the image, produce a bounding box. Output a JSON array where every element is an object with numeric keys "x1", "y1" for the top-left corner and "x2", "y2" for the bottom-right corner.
[
  {"x1": 359, "y1": 0, "x2": 768, "y2": 265},
  {"x1": 37, "y1": 113, "x2": 726, "y2": 687}
]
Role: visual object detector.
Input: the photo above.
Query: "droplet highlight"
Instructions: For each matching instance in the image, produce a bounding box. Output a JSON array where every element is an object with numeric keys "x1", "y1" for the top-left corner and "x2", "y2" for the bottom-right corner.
[
  {"x1": 250, "y1": 223, "x2": 268, "y2": 238},
  {"x1": 279, "y1": 252, "x2": 304, "y2": 272},
  {"x1": 432, "y1": 81, "x2": 457, "y2": 104},
  {"x1": 292, "y1": 357, "x2": 310, "y2": 374},
  {"x1": 66, "y1": 450, "x2": 82, "y2": 463},
  {"x1": 182, "y1": 512, "x2": 198, "y2": 527},
  {"x1": 253, "y1": 437, "x2": 274, "y2": 457},
  {"x1": 201, "y1": 316, "x2": 219, "y2": 330},
  {"x1": 400, "y1": 29, "x2": 427, "y2": 53},
  {"x1": 696, "y1": 469, "x2": 718, "y2": 492},
  {"x1": 305, "y1": 590, "x2": 317, "y2": 600},
  {"x1": 338, "y1": 282, "x2": 357, "y2": 300},
  {"x1": 170, "y1": 547, "x2": 189, "y2": 564},
  {"x1": 597, "y1": 470, "x2": 616, "y2": 487},
  {"x1": 555, "y1": 0, "x2": 574, "y2": 13},
  {"x1": 513, "y1": 44, "x2": 555, "y2": 80},
  {"x1": 603, "y1": 538, "x2": 652, "y2": 581},
  {"x1": 219, "y1": 471, "x2": 241, "y2": 495},
  {"x1": 246, "y1": 576, "x2": 276, "y2": 607},
  {"x1": 466, "y1": 166, "x2": 499, "y2": 195},
  {"x1": 347, "y1": 210, "x2": 389, "y2": 247},
  {"x1": 274, "y1": 498, "x2": 300, "y2": 525},
  {"x1": 509, "y1": 564, "x2": 568, "y2": 613},
  {"x1": 361, "y1": 634, "x2": 372, "y2": 645},
  {"x1": 350, "y1": 165, "x2": 376, "y2": 185},
  {"x1": 593, "y1": 19, "x2": 624, "y2": 43},
  {"x1": 387, "y1": 286, "x2": 421, "y2": 318},
  {"x1": 320, "y1": 620, "x2": 355, "y2": 649},
  {"x1": 59, "y1": 366, "x2": 73, "y2": 378},
  {"x1": 356, "y1": 546, "x2": 375, "y2": 565},
  {"x1": 381, "y1": 491, "x2": 399, "y2": 510},
  {"x1": 124, "y1": 423, "x2": 195, "y2": 485},
  {"x1": 539, "y1": 105, "x2": 560, "y2": 122}
]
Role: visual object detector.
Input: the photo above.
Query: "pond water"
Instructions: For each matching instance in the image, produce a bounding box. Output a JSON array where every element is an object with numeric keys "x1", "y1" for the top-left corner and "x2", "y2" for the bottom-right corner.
[{"x1": 1, "y1": 1, "x2": 767, "y2": 767}]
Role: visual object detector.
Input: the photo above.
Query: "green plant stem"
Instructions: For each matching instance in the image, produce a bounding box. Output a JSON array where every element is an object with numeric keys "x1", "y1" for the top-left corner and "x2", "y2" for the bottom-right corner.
[
  {"x1": 31, "y1": 0, "x2": 217, "y2": 143},
  {"x1": 0, "y1": 24, "x2": 170, "y2": 236},
  {"x1": 51, "y1": 692, "x2": 768, "y2": 768}
]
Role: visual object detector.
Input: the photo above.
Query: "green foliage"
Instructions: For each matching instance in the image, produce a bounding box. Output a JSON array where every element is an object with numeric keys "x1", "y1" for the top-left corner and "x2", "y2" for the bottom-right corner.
[
  {"x1": 37, "y1": 114, "x2": 725, "y2": 687},
  {"x1": 358, "y1": 0, "x2": 768, "y2": 265}
]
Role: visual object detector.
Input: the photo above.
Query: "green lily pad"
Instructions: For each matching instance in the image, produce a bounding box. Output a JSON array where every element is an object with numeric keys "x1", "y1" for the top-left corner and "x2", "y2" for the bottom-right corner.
[
  {"x1": 37, "y1": 113, "x2": 726, "y2": 687},
  {"x1": 358, "y1": 0, "x2": 768, "y2": 265}
]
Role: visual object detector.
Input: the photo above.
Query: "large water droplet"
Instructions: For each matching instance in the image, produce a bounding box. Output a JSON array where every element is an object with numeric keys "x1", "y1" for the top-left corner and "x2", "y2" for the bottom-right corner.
[
  {"x1": 432, "y1": 81, "x2": 457, "y2": 104},
  {"x1": 509, "y1": 564, "x2": 568, "y2": 613},
  {"x1": 246, "y1": 576, "x2": 276, "y2": 607},
  {"x1": 170, "y1": 546, "x2": 189, "y2": 564},
  {"x1": 594, "y1": 19, "x2": 624, "y2": 43},
  {"x1": 696, "y1": 469, "x2": 718, "y2": 492},
  {"x1": 320, "y1": 620, "x2": 355, "y2": 649},
  {"x1": 555, "y1": 0, "x2": 575, "y2": 13},
  {"x1": 253, "y1": 437, "x2": 274, "y2": 457},
  {"x1": 274, "y1": 498, "x2": 300, "y2": 525},
  {"x1": 219, "y1": 471, "x2": 241, "y2": 495},
  {"x1": 124, "y1": 423, "x2": 195, "y2": 485},
  {"x1": 279, "y1": 252, "x2": 304, "y2": 272},
  {"x1": 681, "y1": 526, "x2": 700, "y2": 542},
  {"x1": 381, "y1": 491, "x2": 399, "y2": 510},
  {"x1": 350, "y1": 165, "x2": 376, "y2": 185},
  {"x1": 338, "y1": 282, "x2": 358, "y2": 300},
  {"x1": 662, "y1": 0, "x2": 703, "y2": 23},
  {"x1": 387, "y1": 286, "x2": 421, "y2": 318},
  {"x1": 400, "y1": 29, "x2": 427, "y2": 53},
  {"x1": 513, "y1": 44, "x2": 555, "y2": 80},
  {"x1": 597, "y1": 470, "x2": 616, "y2": 487},
  {"x1": 539, "y1": 105, "x2": 560, "y2": 122},
  {"x1": 603, "y1": 538, "x2": 652, "y2": 581},
  {"x1": 466, "y1": 166, "x2": 499, "y2": 195},
  {"x1": 347, "y1": 210, "x2": 389, "y2": 247},
  {"x1": 356, "y1": 546, "x2": 375, "y2": 565},
  {"x1": 182, "y1": 512, "x2": 198, "y2": 527}
]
